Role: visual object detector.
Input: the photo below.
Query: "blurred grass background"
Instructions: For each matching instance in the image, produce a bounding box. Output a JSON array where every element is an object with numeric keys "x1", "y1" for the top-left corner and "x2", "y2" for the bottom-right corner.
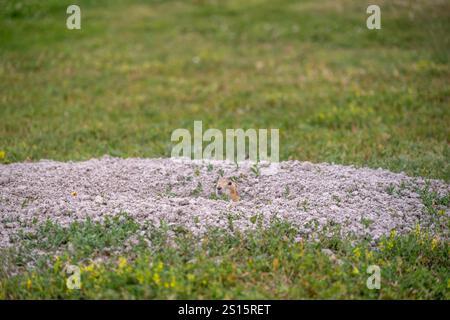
[{"x1": 0, "y1": 0, "x2": 449, "y2": 180}]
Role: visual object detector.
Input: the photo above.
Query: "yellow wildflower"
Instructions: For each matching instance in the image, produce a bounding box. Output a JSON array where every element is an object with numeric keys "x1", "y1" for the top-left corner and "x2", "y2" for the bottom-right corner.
[
  {"x1": 136, "y1": 273, "x2": 145, "y2": 284},
  {"x1": 53, "y1": 256, "x2": 62, "y2": 273},
  {"x1": 0, "y1": 151, "x2": 5, "y2": 160},
  {"x1": 71, "y1": 191, "x2": 77, "y2": 197},
  {"x1": 352, "y1": 266, "x2": 359, "y2": 275},
  {"x1": 156, "y1": 261, "x2": 164, "y2": 272},
  {"x1": 26, "y1": 279, "x2": 32, "y2": 289},
  {"x1": 353, "y1": 247, "x2": 361, "y2": 259},
  {"x1": 118, "y1": 257, "x2": 128, "y2": 269},
  {"x1": 387, "y1": 240, "x2": 395, "y2": 250},
  {"x1": 415, "y1": 224, "x2": 421, "y2": 239},
  {"x1": 390, "y1": 229, "x2": 397, "y2": 239},
  {"x1": 152, "y1": 273, "x2": 161, "y2": 285},
  {"x1": 82, "y1": 263, "x2": 95, "y2": 273},
  {"x1": 431, "y1": 238, "x2": 438, "y2": 251},
  {"x1": 170, "y1": 276, "x2": 176, "y2": 288},
  {"x1": 187, "y1": 274, "x2": 195, "y2": 282}
]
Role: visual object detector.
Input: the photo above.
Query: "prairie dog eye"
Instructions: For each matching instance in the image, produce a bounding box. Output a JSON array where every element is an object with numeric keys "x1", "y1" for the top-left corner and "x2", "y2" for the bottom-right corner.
[{"x1": 228, "y1": 182, "x2": 232, "y2": 186}]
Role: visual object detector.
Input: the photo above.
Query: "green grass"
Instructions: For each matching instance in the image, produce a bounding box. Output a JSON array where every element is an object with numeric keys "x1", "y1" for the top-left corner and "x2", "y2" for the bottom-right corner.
[
  {"x1": 0, "y1": 213, "x2": 448, "y2": 299},
  {"x1": 0, "y1": 0, "x2": 449, "y2": 180}
]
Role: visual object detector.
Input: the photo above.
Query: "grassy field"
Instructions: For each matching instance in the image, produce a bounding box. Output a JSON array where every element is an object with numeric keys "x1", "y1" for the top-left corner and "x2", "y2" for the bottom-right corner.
[
  {"x1": 0, "y1": 0, "x2": 449, "y2": 299},
  {"x1": 1, "y1": 212, "x2": 449, "y2": 299},
  {"x1": 1, "y1": 0, "x2": 449, "y2": 180}
]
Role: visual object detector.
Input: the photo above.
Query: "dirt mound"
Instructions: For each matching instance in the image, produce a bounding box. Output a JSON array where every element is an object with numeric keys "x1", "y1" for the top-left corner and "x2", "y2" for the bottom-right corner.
[{"x1": 0, "y1": 156, "x2": 448, "y2": 247}]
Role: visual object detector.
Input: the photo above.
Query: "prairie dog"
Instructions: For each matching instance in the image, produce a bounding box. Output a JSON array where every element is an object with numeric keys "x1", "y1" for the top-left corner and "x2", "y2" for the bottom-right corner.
[{"x1": 216, "y1": 177, "x2": 240, "y2": 202}]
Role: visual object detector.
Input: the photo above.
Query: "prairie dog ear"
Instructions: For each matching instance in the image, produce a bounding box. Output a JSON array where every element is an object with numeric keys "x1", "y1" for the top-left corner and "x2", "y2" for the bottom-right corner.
[{"x1": 216, "y1": 177, "x2": 227, "y2": 187}]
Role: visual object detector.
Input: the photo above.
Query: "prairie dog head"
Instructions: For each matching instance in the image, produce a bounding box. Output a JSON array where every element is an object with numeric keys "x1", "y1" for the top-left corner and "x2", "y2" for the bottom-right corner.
[{"x1": 216, "y1": 177, "x2": 240, "y2": 202}]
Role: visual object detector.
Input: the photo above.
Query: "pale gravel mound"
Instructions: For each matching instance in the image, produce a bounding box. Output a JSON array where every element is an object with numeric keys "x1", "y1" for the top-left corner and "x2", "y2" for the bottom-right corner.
[{"x1": 0, "y1": 156, "x2": 449, "y2": 248}]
